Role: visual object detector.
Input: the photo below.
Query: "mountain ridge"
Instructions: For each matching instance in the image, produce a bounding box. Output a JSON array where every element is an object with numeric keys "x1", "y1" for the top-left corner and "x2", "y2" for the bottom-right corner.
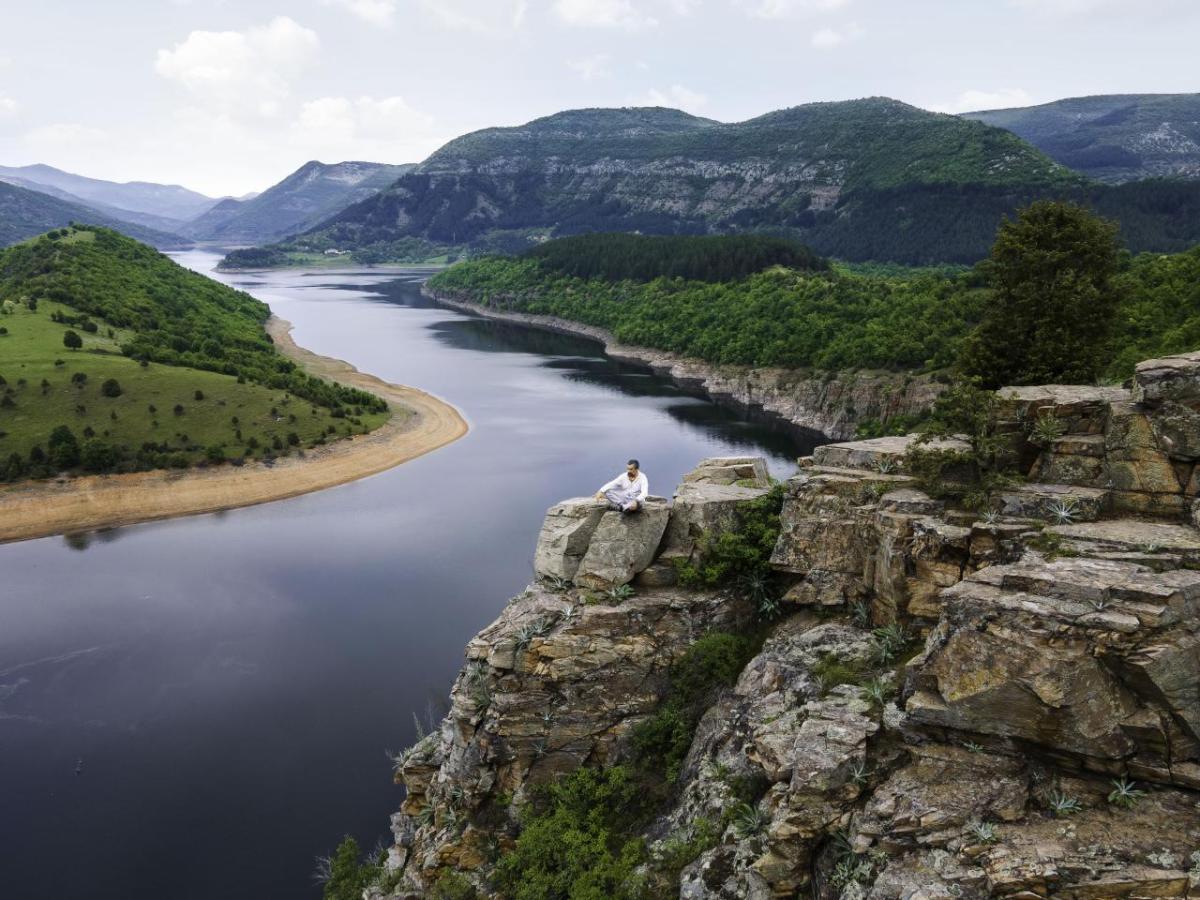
[
  {"x1": 0, "y1": 181, "x2": 190, "y2": 249},
  {"x1": 964, "y1": 92, "x2": 1200, "y2": 183},
  {"x1": 182, "y1": 159, "x2": 415, "y2": 244}
]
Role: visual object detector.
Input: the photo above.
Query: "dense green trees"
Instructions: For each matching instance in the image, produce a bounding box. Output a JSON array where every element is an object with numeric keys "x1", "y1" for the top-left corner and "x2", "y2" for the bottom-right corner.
[
  {"x1": 958, "y1": 201, "x2": 1121, "y2": 387},
  {"x1": 430, "y1": 251, "x2": 984, "y2": 371},
  {"x1": 433, "y1": 218, "x2": 1200, "y2": 388},
  {"x1": 525, "y1": 233, "x2": 828, "y2": 282}
]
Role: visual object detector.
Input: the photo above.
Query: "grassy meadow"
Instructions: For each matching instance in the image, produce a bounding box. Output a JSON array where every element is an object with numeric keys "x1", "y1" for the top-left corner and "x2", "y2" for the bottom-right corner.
[{"x1": 0, "y1": 298, "x2": 388, "y2": 475}]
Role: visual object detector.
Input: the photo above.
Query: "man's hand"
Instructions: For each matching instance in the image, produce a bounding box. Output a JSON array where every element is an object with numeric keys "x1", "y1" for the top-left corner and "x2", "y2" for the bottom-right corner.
[{"x1": 594, "y1": 491, "x2": 605, "y2": 502}]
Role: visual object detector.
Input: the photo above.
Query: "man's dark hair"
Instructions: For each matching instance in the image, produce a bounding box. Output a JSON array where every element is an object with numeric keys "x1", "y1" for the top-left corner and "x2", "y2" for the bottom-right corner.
[{"x1": 627, "y1": 459, "x2": 640, "y2": 469}]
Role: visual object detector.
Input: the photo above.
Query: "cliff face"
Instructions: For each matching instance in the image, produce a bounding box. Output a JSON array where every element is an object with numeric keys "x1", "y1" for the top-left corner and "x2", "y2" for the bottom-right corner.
[
  {"x1": 429, "y1": 288, "x2": 942, "y2": 442},
  {"x1": 373, "y1": 355, "x2": 1200, "y2": 899}
]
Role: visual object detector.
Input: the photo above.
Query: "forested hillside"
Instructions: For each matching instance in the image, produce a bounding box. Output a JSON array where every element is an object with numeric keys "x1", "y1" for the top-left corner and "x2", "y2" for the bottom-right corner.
[
  {"x1": 428, "y1": 231, "x2": 1200, "y2": 380},
  {"x1": 0, "y1": 181, "x2": 190, "y2": 250},
  {"x1": 0, "y1": 227, "x2": 387, "y2": 481},
  {"x1": 230, "y1": 98, "x2": 1200, "y2": 267}
]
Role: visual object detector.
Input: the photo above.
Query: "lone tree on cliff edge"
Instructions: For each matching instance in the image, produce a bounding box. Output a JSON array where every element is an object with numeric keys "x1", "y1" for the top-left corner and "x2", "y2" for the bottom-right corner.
[{"x1": 959, "y1": 200, "x2": 1122, "y2": 388}]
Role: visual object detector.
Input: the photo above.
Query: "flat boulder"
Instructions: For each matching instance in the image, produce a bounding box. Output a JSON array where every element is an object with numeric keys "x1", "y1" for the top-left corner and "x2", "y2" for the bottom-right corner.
[
  {"x1": 532, "y1": 498, "x2": 606, "y2": 581},
  {"x1": 1134, "y1": 350, "x2": 1200, "y2": 407},
  {"x1": 682, "y1": 456, "x2": 770, "y2": 487},
  {"x1": 574, "y1": 498, "x2": 671, "y2": 589},
  {"x1": 659, "y1": 480, "x2": 770, "y2": 568},
  {"x1": 812, "y1": 434, "x2": 969, "y2": 473}
]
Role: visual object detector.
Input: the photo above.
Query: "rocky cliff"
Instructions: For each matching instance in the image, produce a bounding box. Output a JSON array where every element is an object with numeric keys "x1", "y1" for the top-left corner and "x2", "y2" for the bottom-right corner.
[
  {"x1": 428, "y1": 287, "x2": 941, "y2": 442},
  {"x1": 371, "y1": 353, "x2": 1200, "y2": 898}
]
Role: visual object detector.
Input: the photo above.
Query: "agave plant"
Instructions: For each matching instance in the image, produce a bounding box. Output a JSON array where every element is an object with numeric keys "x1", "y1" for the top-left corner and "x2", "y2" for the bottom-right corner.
[
  {"x1": 849, "y1": 760, "x2": 869, "y2": 786},
  {"x1": 1138, "y1": 541, "x2": 1164, "y2": 554},
  {"x1": 1046, "y1": 498, "x2": 1080, "y2": 525},
  {"x1": 829, "y1": 857, "x2": 873, "y2": 889},
  {"x1": 981, "y1": 510, "x2": 1001, "y2": 527},
  {"x1": 870, "y1": 623, "x2": 912, "y2": 665},
  {"x1": 850, "y1": 600, "x2": 872, "y2": 629},
  {"x1": 386, "y1": 748, "x2": 406, "y2": 776},
  {"x1": 1048, "y1": 790, "x2": 1082, "y2": 817},
  {"x1": 1107, "y1": 777, "x2": 1146, "y2": 809},
  {"x1": 962, "y1": 741, "x2": 983, "y2": 754},
  {"x1": 514, "y1": 617, "x2": 551, "y2": 650},
  {"x1": 875, "y1": 456, "x2": 898, "y2": 475},
  {"x1": 732, "y1": 801, "x2": 770, "y2": 839},
  {"x1": 605, "y1": 583, "x2": 636, "y2": 602},
  {"x1": 967, "y1": 820, "x2": 998, "y2": 844},
  {"x1": 860, "y1": 676, "x2": 893, "y2": 707},
  {"x1": 546, "y1": 574, "x2": 572, "y2": 592},
  {"x1": 1029, "y1": 415, "x2": 1066, "y2": 447},
  {"x1": 414, "y1": 805, "x2": 435, "y2": 827}
]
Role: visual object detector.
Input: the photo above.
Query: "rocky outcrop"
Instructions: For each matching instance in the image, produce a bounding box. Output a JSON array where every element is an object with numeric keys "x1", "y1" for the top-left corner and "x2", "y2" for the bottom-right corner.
[
  {"x1": 429, "y1": 288, "x2": 942, "y2": 441},
  {"x1": 372, "y1": 361, "x2": 1200, "y2": 900}
]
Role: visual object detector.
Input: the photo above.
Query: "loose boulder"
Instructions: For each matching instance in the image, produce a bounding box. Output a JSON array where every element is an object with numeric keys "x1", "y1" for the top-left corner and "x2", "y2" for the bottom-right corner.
[
  {"x1": 574, "y1": 498, "x2": 671, "y2": 589},
  {"x1": 532, "y1": 498, "x2": 606, "y2": 581}
]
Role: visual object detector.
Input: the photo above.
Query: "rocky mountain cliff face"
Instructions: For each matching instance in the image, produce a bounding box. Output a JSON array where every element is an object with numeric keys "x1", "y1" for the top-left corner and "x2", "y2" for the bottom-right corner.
[
  {"x1": 372, "y1": 353, "x2": 1200, "y2": 898},
  {"x1": 183, "y1": 160, "x2": 414, "y2": 244},
  {"x1": 283, "y1": 99, "x2": 1080, "y2": 265},
  {"x1": 966, "y1": 94, "x2": 1200, "y2": 184}
]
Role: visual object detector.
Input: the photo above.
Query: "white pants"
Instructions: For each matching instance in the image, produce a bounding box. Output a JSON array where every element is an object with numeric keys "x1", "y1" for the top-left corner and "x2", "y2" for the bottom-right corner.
[{"x1": 604, "y1": 488, "x2": 642, "y2": 512}]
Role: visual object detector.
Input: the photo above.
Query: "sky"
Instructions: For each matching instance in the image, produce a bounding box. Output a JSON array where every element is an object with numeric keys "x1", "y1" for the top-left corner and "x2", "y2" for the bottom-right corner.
[{"x1": 0, "y1": 0, "x2": 1196, "y2": 198}]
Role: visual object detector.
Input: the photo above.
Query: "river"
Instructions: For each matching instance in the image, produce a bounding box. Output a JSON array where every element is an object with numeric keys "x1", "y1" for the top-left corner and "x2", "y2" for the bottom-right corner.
[{"x1": 0, "y1": 250, "x2": 818, "y2": 899}]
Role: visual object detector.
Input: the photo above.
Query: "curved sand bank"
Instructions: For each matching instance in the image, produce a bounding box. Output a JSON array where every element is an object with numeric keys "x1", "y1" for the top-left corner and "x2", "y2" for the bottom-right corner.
[{"x1": 0, "y1": 317, "x2": 469, "y2": 545}]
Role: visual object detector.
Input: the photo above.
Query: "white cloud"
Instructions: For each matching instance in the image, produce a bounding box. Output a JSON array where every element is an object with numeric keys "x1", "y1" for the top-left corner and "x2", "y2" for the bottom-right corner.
[
  {"x1": 811, "y1": 21, "x2": 862, "y2": 48},
  {"x1": 154, "y1": 17, "x2": 319, "y2": 117},
  {"x1": 0, "y1": 94, "x2": 17, "y2": 117},
  {"x1": 741, "y1": 0, "x2": 849, "y2": 19},
  {"x1": 420, "y1": 0, "x2": 529, "y2": 32},
  {"x1": 554, "y1": 0, "x2": 659, "y2": 29},
  {"x1": 567, "y1": 53, "x2": 612, "y2": 80},
  {"x1": 290, "y1": 95, "x2": 440, "y2": 162},
  {"x1": 929, "y1": 87, "x2": 1033, "y2": 114},
  {"x1": 323, "y1": 0, "x2": 398, "y2": 26},
  {"x1": 640, "y1": 83, "x2": 708, "y2": 112},
  {"x1": 23, "y1": 123, "x2": 110, "y2": 150},
  {"x1": 1009, "y1": 0, "x2": 1113, "y2": 13}
]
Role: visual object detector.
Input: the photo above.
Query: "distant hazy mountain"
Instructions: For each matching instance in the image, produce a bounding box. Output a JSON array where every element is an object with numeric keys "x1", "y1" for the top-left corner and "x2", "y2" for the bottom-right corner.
[
  {"x1": 182, "y1": 160, "x2": 415, "y2": 243},
  {"x1": 0, "y1": 181, "x2": 190, "y2": 249},
  {"x1": 0, "y1": 173, "x2": 190, "y2": 233},
  {"x1": 0, "y1": 163, "x2": 218, "y2": 223},
  {"x1": 261, "y1": 99, "x2": 1079, "y2": 264},
  {"x1": 965, "y1": 94, "x2": 1200, "y2": 183}
]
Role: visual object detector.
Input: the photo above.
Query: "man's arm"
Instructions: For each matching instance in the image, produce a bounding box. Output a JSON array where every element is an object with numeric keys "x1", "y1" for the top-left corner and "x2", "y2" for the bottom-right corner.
[
  {"x1": 598, "y1": 475, "x2": 621, "y2": 494},
  {"x1": 635, "y1": 474, "x2": 649, "y2": 501}
]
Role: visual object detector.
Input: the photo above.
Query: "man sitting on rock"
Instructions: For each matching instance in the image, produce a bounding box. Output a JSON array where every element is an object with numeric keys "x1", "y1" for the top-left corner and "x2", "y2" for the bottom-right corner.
[{"x1": 595, "y1": 459, "x2": 649, "y2": 514}]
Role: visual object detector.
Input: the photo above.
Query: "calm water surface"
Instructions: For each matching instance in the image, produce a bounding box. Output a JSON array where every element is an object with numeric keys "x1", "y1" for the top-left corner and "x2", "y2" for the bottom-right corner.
[{"x1": 0, "y1": 251, "x2": 816, "y2": 899}]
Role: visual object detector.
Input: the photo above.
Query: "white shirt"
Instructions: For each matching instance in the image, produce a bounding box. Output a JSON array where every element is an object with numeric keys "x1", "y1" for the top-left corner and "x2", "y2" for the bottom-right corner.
[{"x1": 600, "y1": 471, "x2": 649, "y2": 505}]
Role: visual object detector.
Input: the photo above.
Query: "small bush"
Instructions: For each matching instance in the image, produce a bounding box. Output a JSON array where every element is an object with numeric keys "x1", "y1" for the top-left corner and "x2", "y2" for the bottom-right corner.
[
  {"x1": 63, "y1": 329, "x2": 82, "y2": 350},
  {"x1": 100, "y1": 378, "x2": 122, "y2": 397}
]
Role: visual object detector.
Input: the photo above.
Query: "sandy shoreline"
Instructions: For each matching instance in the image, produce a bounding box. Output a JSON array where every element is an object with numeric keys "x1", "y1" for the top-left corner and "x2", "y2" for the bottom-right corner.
[{"x1": 0, "y1": 316, "x2": 469, "y2": 545}]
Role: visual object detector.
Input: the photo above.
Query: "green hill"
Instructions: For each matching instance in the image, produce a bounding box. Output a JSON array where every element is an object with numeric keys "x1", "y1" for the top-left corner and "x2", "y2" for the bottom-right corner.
[
  {"x1": 183, "y1": 160, "x2": 414, "y2": 244},
  {"x1": 228, "y1": 97, "x2": 1200, "y2": 266},
  {"x1": 0, "y1": 226, "x2": 387, "y2": 481},
  {"x1": 0, "y1": 181, "x2": 191, "y2": 249},
  {"x1": 966, "y1": 93, "x2": 1200, "y2": 183}
]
